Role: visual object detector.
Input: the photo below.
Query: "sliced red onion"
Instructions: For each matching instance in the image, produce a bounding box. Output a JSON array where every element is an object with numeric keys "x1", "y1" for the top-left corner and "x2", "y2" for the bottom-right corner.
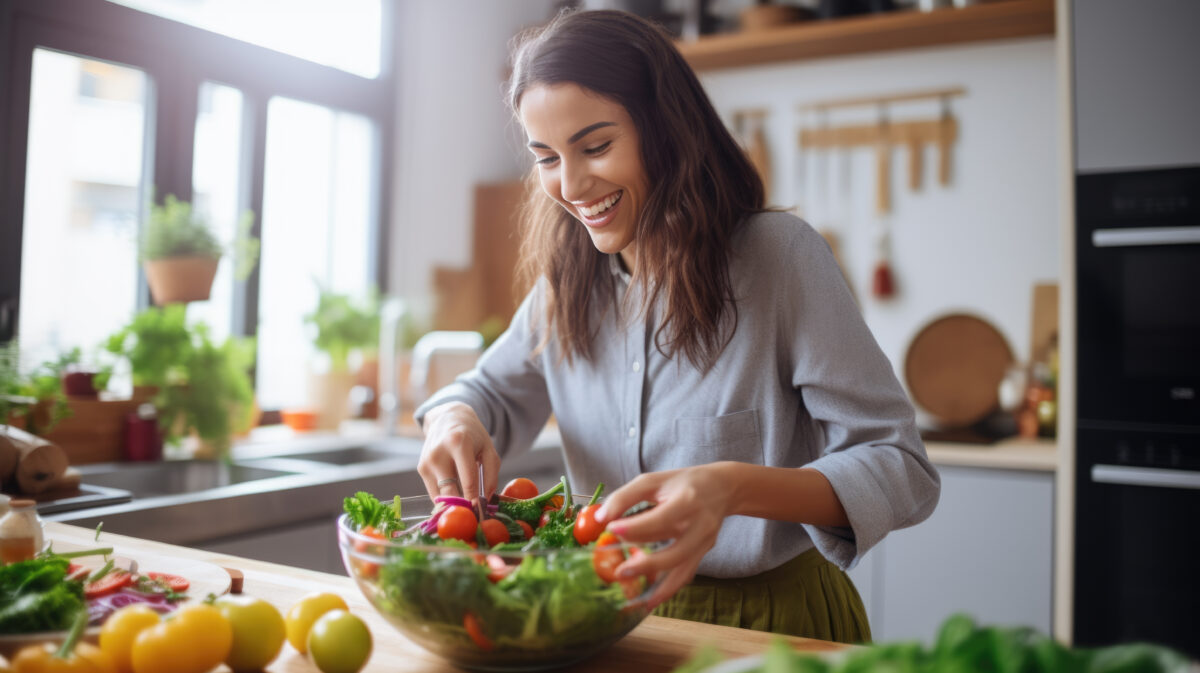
[
  {"x1": 433, "y1": 496, "x2": 473, "y2": 508},
  {"x1": 87, "y1": 587, "x2": 178, "y2": 625}
]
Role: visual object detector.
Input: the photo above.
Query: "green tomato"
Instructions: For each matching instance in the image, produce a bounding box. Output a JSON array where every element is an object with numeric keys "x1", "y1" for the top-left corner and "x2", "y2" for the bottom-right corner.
[
  {"x1": 285, "y1": 591, "x2": 348, "y2": 653},
  {"x1": 215, "y1": 595, "x2": 286, "y2": 673},
  {"x1": 307, "y1": 610, "x2": 372, "y2": 673}
]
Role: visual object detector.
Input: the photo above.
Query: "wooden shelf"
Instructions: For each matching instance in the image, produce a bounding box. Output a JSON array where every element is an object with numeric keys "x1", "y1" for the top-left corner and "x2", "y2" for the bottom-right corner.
[{"x1": 676, "y1": 0, "x2": 1055, "y2": 71}]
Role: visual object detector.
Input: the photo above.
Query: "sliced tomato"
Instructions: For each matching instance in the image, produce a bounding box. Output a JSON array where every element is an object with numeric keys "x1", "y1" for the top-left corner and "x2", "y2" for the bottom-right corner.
[
  {"x1": 84, "y1": 570, "x2": 133, "y2": 599},
  {"x1": 484, "y1": 554, "x2": 512, "y2": 583},
  {"x1": 592, "y1": 532, "x2": 625, "y2": 584},
  {"x1": 463, "y1": 612, "x2": 493, "y2": 651},
  {"x1": 65, "y1": 563, "x2": 91, "y2": 582},
  {"x1": 145, "y1": 571, "x2": 190, "y2": 592}
]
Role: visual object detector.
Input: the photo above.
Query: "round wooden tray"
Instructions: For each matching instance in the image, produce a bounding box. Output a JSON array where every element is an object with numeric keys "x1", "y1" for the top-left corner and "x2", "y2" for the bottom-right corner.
[{"x1": 904, "y1": 313, "x2": 1014, "y2": 429}]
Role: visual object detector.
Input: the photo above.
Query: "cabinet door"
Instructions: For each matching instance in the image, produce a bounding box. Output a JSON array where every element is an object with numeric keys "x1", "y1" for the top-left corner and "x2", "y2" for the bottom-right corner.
[{"x1": 875, "y1": 466, "x2": 1054, "y2": 643}]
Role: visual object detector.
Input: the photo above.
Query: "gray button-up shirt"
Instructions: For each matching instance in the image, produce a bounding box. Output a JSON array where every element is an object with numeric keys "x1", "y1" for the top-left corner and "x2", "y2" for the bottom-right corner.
[{"x1": 416, "y1": 211, "x2": 940, "y2": 576}]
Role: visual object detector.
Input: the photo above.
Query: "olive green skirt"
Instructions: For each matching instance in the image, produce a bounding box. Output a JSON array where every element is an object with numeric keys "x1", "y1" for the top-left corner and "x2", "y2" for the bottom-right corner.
[{"x1": 652, "y1": 548, "x2": 872, "y2": 644}]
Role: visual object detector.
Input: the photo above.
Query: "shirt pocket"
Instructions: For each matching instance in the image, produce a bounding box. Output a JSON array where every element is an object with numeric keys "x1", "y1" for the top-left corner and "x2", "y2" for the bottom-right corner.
[{"x1": 659, "y1": 408, "x2": 764, "y2": 470}]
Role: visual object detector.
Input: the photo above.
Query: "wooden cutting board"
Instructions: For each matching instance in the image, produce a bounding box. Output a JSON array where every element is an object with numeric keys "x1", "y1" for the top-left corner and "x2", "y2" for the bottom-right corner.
[{"x1": 904, "y1": 313, "x2": 1014, "y2": 429}]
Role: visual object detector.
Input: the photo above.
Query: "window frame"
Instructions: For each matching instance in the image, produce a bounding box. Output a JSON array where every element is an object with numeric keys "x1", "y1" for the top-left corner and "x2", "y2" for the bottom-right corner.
[{"x1": 0, "y1": 0, "x2": 395, "y2": 394}]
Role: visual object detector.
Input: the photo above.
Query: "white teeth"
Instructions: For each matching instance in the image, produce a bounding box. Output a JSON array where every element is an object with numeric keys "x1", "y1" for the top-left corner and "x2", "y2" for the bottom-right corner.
[{"x1": 580, "y1": 192, "x2": 620, "y2": 218}]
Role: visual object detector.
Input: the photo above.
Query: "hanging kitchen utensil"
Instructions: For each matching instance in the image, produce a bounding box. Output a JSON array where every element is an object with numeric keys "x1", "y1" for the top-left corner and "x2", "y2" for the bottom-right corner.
[{"x1": 871, "y1": 104, "x2": 896, "y2": 300}]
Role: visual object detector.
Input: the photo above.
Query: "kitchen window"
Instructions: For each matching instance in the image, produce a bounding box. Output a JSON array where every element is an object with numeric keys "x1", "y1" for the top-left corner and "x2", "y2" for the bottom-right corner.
[{"x1": 0, "y1": 0, "x2": 395, "y2": 414}]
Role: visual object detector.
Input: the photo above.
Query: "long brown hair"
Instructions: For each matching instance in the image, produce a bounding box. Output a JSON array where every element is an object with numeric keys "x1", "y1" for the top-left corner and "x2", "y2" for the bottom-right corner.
[{"x1": 509, "y1": 9, "x2": 765, "y2": 370}]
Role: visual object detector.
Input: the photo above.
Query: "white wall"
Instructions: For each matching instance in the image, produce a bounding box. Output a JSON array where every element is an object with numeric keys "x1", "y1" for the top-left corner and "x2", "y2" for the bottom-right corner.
[
  {"x1": 389, "y1": 0, "x2": 556, "y2": 304},
  {"x1": 700, "y1": 38, "x2": 1060, "y2": 424},
  {"x1": 390, "y1": 11, "x2": 1061, "y2": 421}
]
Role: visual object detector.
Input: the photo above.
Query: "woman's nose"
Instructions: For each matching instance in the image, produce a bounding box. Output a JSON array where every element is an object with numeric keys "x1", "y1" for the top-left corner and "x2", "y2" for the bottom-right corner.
[{"x1": 559, "y1": 158, "x2": 592, "y2": 203}]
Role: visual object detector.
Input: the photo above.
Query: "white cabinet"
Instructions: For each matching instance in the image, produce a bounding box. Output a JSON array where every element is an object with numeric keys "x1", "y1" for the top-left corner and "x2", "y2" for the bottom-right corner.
[{"x1": 848, "y1": 465, "x2": 1054, "y2": 643}]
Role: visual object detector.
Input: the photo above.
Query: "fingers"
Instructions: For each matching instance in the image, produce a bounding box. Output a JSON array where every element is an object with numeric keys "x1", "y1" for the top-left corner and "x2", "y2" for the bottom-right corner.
[
  {"x1": 642, "y1": 558, "x2": 702, "y2": 611},
  {"x1": 596, "y1": 472, "x2": 664, "y2": 525},
  {"x1": 481, "y1": 445, "x2": 502, "y2": 501}
]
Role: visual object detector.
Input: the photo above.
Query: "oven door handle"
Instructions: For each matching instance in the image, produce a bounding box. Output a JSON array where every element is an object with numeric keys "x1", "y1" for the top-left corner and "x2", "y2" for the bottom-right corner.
[
  {"x1": 1091, "y1": 225, "x2": 1200, "y2": 247},
  {"x1": 1091, "y1": 464, "x2": 1200, "y2": 490}
]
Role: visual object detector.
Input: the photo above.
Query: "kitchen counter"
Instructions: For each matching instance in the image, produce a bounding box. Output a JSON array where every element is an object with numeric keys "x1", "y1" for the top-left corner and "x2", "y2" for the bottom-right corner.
[
  {"x1": 44, "y1": 522, "x2": 846, "y2": 673},
  {"x1": 925, "y1": 437, "x2": 1059, "y2": 472}
]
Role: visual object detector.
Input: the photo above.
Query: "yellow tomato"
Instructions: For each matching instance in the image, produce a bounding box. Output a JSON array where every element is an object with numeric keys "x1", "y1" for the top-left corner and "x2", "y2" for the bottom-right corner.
[
  {"x1": 215, "y1": 595, "x2": 286, "y2": 672},
  {"x1": 307, "y1": 610, "x2": 372, "y2": 673},
  {"x1": 131, "y1": 603, "x2": 231, "y2": 673},
  {"x1": 284, "y1": 592, "x2": 348, "y2": 653},
  {"x1": 11, "y1": 641, "x2": 114, "y2": 673},
  {"x1": 99, "y1": 606, "x2": 161, "y2": 673}
]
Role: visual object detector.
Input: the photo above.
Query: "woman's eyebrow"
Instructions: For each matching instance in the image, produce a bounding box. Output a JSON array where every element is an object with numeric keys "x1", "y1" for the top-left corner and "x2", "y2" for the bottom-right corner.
[{"x1": 527, "y1": 121, "x2": 617, "y2": 149}]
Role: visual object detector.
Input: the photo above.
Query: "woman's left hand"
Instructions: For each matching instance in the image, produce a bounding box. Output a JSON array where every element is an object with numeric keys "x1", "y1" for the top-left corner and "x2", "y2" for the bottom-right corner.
[{"x1": 595, "y1": 464, "x2": 734, "y2": 610}]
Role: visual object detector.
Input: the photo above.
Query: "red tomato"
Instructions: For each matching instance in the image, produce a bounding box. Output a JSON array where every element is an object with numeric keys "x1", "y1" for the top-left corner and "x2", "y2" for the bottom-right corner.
[
  {"x1": 516, "y1": 520, "x2": 534, "y2": 540},
  {"x1": 463, "y1": 612, "x2": 493, "y2": 651},
  {"x1": 547, "y1": 495, "x2": 564, "y2": 510},
  {"x1": 500, "y1": 477, "x2": 539, "y2": 500},
  {"x1": 479, "y1": 519, "x2": 510, "y2": 547},
  {"x1": 537, "y1": 510, "x2": 553, "y2": 530},
  {"x1": 353, "y1": 525, "x2": 387, "y2": 579},
  {"x1": 573, "y1": 503, "x2": 605, "y2": 545},
  {"x1": 145, "y1": 572, "x2": 190, "y2": 592},
  {"x1": 592, "y1": 532, "x2": 625, "y2": 584},
  {"x1": 84, "y1": 570, "x2": 133, "y2": 599},
  {"x1": 438, "y1": 506, "x2": 479, "y2": 542}
]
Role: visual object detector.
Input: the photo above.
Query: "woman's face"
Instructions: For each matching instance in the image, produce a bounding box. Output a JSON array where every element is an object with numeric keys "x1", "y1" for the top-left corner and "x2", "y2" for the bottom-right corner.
[{"x1": 519, "y1": 83, "x2": 648, "y2": 269}]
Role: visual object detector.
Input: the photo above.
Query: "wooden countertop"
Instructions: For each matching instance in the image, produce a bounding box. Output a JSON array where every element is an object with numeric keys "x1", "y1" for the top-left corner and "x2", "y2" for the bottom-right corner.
[
  {"x1": 43, "y1": 523, "x2": 845, "y2": 673},
  {"x1": 925, "y1": 437, "x2": 1059, "y2": 472}
]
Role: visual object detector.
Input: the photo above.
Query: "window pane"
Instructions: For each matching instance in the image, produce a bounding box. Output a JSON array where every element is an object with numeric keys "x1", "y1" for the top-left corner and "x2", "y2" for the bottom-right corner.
[
  {"x1": 106, "y1": 0, "x2": 382, "y2": 78},
  {"x1": 189, "y1": 81, "x2": 246, "y2": 343},
  {"x1": 19, "y1": 49, "x2": 149, "y2": 366},
  {"x1": 257, "y1": 97, "x2": 375, "y2": 410}
]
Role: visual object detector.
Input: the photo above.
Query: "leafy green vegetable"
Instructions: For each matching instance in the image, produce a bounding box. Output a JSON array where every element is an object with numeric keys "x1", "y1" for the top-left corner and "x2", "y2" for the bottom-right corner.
[
  {"x1": 668, "y1": 614, "x2": 1193, "y2": 673},
  {"x1": 0, "y1": 557, "x2": 85, "y2": 633},
  {"x1": 527, "y1": 507, "x2": 577, "y2": 550},
  {"x1": 343, "y1": 491, "x2": 403, "y2": 534}
]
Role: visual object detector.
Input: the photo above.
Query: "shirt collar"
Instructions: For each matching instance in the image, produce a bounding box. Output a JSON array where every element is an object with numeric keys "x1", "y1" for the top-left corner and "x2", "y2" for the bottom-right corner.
[{"x1": 607, "y1": 253, "x2": 631, "y2": 284}]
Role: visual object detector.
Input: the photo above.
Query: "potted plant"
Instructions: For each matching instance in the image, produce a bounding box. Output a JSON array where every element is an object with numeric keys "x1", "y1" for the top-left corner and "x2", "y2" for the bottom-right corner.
[
  {"x1": 303, "y1": 285, "x2": 380, "y2": 430},
  {"x1": 141, "y1": 194, "x2": 259, "y2": 305},
  {"x1": 106, "y1": 305, "x2": 256, "y2": 459},
  {"x1": 1, "y1": 340, "x2": 73, "y2": 436}
]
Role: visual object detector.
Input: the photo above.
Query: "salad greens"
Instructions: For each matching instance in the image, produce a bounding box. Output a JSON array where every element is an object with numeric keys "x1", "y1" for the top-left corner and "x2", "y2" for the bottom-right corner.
[
  {"x1": 0, "y1": 557, "x2": 85, "y2": 633},
  {"x1": 343, "y1": 480, "x2": 651, "y2": 668},
  {"x1": 671, "y1": 614, "x2": 1193, "y2": 673},
  {"x1": 343, "y1": 491, "x2": 403, "y2": 534}
]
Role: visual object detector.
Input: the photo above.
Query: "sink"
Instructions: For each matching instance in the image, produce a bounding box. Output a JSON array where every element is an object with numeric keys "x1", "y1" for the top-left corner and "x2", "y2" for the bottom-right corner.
[
  {"x1": 241, "y1": 445, "x2": 415, "y2": 466},
  {"x1": 75, "y1": 460, "x2": 302, "y2": 498}
]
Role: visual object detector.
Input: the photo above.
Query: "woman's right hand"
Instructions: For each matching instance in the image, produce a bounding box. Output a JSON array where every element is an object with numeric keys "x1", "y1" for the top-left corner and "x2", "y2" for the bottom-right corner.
[{"x1": 417, "y1": 401, "x2": 501, "y2": 504}]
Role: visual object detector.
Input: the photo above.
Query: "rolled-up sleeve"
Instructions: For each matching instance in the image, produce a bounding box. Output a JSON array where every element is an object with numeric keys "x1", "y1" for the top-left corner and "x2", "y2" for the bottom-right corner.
[
  {"x1": 783, "y1": 225, "x2": 941, "y2": 570},
  {"x1": 413, "y1": 285, "x2": 552, "y2": 459}
]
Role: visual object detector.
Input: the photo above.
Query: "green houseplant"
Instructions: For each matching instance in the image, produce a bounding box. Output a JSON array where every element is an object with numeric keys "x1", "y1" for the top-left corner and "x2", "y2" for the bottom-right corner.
[
  {"x1": 106, "y1": 305, "x2": 256, "y2": 458},
  {"x1": 303, "y1": 285, "x2": 380, "y2": 430},
  {"x1": 141, "y1": 194, "x2": 259, "y2": 304},
  {"x1": 1, "y1": 340, "x2": 73, "y2": 435}
]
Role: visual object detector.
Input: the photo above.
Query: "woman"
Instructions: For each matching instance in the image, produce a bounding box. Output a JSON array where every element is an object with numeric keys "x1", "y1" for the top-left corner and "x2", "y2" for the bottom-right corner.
[{"x1": 414, "y1": 9, "x2": 939, "y2": 643}]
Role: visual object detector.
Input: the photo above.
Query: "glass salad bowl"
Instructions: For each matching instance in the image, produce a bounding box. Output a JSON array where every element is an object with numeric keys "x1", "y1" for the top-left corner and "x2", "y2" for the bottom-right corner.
[{"x1": 337, "y1": 492, "x2": 661, "y2": 671}]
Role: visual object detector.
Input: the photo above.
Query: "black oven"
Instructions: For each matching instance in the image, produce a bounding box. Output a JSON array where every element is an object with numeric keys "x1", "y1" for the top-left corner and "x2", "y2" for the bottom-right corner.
[{"x1": 1074, "y1": 165, "x2": 1200, "y2": 658}]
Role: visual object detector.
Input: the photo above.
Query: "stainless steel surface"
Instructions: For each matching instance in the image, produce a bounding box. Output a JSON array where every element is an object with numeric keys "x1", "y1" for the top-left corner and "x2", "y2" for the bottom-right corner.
[
  {"x1": 1091, "y1": 226, "x2": 1200, "y2": 247},
  {"x1": 74, "y1": 460, "x2": 308, "y2": 498},
  {"x1": 1091, "y1": 464, "x2": 1200, "y2": 490}
]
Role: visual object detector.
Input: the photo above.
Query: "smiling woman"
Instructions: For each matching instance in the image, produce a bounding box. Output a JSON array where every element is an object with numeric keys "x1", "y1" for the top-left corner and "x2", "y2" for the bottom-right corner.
[{"x1": 412, "y1": 9, "x2": 941, "y2": 645}]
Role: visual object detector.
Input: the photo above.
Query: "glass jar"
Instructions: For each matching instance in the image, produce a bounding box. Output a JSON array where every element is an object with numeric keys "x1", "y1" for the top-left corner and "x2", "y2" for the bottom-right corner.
[{"x1": 0, "y1": 498, "x2": 44, "y2": 564}]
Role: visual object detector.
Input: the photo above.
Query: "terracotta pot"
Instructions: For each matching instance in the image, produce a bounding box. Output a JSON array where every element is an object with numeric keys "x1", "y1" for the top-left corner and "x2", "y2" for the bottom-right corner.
[{"x1": 143, "y1": 256, "x2": 219, "y2": 304}]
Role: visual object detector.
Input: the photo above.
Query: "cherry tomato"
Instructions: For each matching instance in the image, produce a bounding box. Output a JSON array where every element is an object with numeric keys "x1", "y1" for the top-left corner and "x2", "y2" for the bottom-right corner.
[
  {"x1": 85, "y1": 570, "x2": 133, "y2": 599},
  {"x1": 479, "y1": 519, "x2": 510, "y2": 547},
  {"x1": 537, "y1": 510, "x2": 553, "y2": 530},
  {"x1": 131, "y1": 603, "x2": 232, "y2": 673},
  {"x1": 285, "y1": 592, "x2": 349, "y2": 653},
  {"x1": 353, "y1": 525, "x2": 386, "y2": 579},
  {"x1": 307, "y1": 610, "x2": 372, "y2": 673},
  {"x1": 573, "y1": 503, "x2": 605, "y2": 545},
  {"x1": 516, "y1": 520, "x2": 534, "y2": 540},
  {"x1": 437, "y1": 506, "x2": 478, "y2": 543},
  {"x1": 144, "y1": 572, "x2": 189, "y2": 592},
  {"x1": 593, "y1": 531, "x2": 625, "y2": 584},
  {"x1": 463, "y1": 612, "x2": 493, "y2": 651},
  {"x1": 215, "y1": 595, "x2": 286, "y2": 673},
  {"x1": 547, "y1": 495, "x2": 564, "y2": 510},
  {"x1": 500, "y1": 477, "x2": 538, "y2": 500}
]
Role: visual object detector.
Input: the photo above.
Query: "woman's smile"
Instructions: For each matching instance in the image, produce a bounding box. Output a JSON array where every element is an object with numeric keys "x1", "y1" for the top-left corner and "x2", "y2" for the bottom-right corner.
[{"x1": 576, "y1": 190, "x2": 623, "y2": 226}]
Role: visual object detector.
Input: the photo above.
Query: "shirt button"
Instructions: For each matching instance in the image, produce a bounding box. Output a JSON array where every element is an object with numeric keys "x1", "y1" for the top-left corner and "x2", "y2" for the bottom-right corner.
[
  {"x1": 627, "y1": 425, "x2": 636, "y2": 438},
  {"x1": 632, "y1": 361, "x2": 641, "y2": 373}
]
